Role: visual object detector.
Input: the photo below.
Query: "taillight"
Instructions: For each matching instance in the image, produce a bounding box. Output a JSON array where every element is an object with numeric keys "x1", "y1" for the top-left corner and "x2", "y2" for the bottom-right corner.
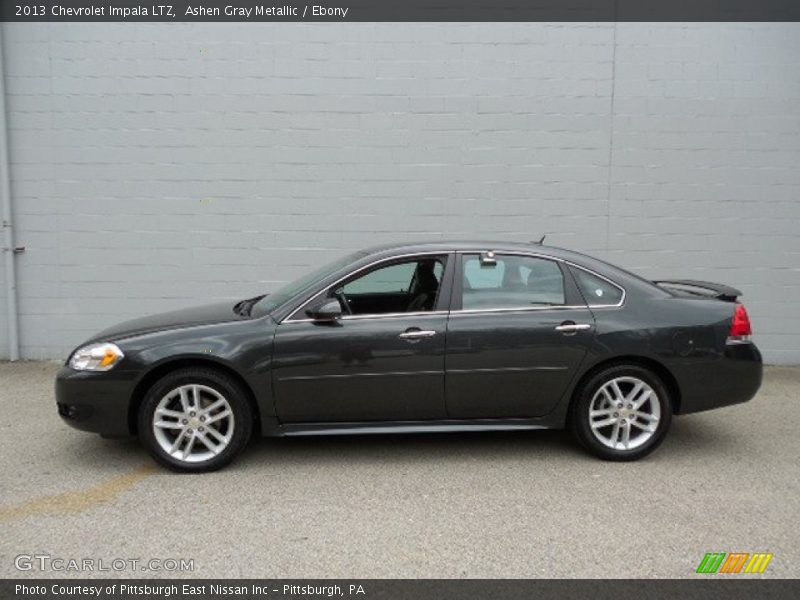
[{"x1": 728, "y1": 303, "x2": 752, "y2": 342}]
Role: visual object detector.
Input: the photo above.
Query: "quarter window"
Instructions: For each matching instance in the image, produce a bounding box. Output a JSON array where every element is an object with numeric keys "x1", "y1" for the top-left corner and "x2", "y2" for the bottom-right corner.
[
  {"x1": 461, "y1": 254, "x2": 565, "y2": 310},
  {"x1": 570, "y1": 267, "x2": 623, "y2": 306}
]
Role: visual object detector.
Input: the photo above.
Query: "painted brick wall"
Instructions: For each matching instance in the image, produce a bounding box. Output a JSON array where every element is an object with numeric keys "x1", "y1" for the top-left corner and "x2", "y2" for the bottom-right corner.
[
  {"x1": 0, "y1": 249, "x2": 6, "y2": 356},
  {"x1": 0, "y1": 23, "x2": 798, "y2": 362}
]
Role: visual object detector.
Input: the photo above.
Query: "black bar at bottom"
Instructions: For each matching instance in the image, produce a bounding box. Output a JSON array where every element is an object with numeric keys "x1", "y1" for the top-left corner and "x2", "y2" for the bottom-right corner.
[{"x1": 2, "y1": 579, "x2": 799, "y2": 600}]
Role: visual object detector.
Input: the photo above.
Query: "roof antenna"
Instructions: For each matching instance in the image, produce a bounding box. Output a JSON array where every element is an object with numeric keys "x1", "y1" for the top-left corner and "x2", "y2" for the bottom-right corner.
[{"x1": 532, "y1": 235, "x2": 546, "y2": 245}]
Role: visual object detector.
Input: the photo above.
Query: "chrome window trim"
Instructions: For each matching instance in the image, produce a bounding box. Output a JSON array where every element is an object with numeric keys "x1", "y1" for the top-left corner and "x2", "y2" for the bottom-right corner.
[
  {"x1": 280, "y1": 251, "x2": 450, "y2": 324},
  {"x1": 450, "y1": 305, "x2": 590, "y2": 316},
  {"x1": 279, "y1": 248, "x2": 626, "y2": 324},
  {"x1": 283, "y1": 310, "x2": 449, "y2": 325},
  {"x1": 458, "y1": 249, "x2": 562, "y2": 262}
]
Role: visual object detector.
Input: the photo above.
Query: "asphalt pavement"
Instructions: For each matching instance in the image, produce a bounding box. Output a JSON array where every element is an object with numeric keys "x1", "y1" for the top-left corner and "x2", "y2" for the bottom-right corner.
[{"x1": 1, "y1": 361, "x2": 798, "y2": 578}]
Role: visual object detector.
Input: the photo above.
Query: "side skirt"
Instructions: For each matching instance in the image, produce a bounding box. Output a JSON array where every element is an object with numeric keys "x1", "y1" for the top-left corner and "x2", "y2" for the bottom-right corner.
[{"x1": 277, "y1": 418, "x2": 554, "y2": 437}]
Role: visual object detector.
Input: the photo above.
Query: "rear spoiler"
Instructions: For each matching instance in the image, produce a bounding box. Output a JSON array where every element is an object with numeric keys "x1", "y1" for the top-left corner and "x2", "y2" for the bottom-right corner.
[{"x1": 653, "y1": 280, "x2": 742, "y2": 302}]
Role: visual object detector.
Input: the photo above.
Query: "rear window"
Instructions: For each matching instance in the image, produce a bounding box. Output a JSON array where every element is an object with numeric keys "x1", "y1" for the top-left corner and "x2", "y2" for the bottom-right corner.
[{"x1": 570, "y1": 267, "x2": 623, "y2": 306}]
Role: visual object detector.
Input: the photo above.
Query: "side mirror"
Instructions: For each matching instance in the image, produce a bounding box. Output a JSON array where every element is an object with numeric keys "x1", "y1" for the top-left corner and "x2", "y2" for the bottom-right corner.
[{"x1": 305, "y1": 299, "x2": 342, "y2": 321}]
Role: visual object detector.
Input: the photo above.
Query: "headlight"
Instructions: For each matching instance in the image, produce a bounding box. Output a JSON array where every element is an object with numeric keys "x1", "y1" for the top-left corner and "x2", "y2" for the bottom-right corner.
[{"x1": 69, "y1": 342, "x2": 125, "y2": 371}]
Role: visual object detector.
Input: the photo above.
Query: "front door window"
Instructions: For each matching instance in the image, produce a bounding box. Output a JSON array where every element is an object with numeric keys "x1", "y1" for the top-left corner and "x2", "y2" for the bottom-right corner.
[{"x1": 336, "y1": 257, "x2": 446, "y2": 316}]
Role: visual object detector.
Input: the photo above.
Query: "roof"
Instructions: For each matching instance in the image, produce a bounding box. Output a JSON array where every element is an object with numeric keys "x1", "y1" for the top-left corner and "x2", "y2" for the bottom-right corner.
[
  {"x1": 360, "y1": 239, "x2": 596, "y2": 264},
  {"x1": 355, "y1": 239, "x2": 666, "y2": 297}
]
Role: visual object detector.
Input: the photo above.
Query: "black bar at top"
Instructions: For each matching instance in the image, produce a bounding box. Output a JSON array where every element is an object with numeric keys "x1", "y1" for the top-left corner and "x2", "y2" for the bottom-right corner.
[{"x1": 3, "y1": 0, "x2": 800, "y2": 22}]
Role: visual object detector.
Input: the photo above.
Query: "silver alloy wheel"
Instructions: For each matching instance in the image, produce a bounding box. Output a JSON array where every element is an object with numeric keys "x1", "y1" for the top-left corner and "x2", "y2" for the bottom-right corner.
[
  {"x1": 588, "y1": 376, "x2": 660, "y2": 451},
  {"x1": 152, "y1": 384, "x2": 235, "y2": 463}
]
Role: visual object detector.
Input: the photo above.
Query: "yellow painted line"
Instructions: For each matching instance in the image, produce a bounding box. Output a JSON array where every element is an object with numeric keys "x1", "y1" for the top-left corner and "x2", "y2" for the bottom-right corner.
[{"x1": 0, "y1": 465, "x2": 156, "y2": 522}]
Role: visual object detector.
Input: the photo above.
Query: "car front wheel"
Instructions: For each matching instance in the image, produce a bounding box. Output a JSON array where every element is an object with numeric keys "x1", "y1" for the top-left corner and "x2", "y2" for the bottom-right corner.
[
  {"x1": 138, "y1": 368, "x2": 253, "y2": 472},
  {"x1": 571, "y1": 365, "x2": 672, "y2": 461}
]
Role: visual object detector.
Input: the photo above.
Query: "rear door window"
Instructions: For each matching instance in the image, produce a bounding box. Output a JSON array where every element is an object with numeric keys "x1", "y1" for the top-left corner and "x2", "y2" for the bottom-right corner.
[{"x1": 461, "y1": 254, "x2": 565, "y2": 310}]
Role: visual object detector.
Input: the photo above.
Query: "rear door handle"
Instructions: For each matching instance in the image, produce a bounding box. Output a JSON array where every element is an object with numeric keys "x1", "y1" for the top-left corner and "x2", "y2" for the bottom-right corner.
[
  {"x1": 399, "y1": 329, "x2": 437, "y2": 340},
  {"x1": 555, "y1": 322, "x2": 592, "y2": 333}
]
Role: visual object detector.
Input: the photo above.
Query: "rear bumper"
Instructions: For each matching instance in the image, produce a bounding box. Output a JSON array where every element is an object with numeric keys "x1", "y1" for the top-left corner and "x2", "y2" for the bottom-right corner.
[
  {"x1": 675, "y1": 342, "x2": 763, "y2": 415},
  {"x1": 55, "y1": 367, "x2": 136, "y2": 436}
]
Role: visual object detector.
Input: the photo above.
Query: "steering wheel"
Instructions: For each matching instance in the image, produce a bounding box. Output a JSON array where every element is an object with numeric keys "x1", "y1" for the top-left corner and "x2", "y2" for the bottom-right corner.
[{"x1": 333, "y1": 288, "x2": 353, "y2": 315}]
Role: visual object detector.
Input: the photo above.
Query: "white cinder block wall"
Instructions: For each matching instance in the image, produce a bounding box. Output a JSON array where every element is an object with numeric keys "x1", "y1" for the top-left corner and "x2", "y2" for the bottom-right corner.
[
  {"x1": 0, "y1": 23, "x2": 798, "y2": 362},
  {"x1": 0, "y1": 255, "x2": 6, "y2": 355}
]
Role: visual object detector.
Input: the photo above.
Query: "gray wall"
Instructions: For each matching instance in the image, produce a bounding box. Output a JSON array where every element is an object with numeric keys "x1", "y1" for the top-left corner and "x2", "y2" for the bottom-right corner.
[
  {"x1": 0, "y1": 243, "x2": 6, "y2": 356},
  {"x1": 0, "y1": 23, "x2": 798, "y2": 362}
]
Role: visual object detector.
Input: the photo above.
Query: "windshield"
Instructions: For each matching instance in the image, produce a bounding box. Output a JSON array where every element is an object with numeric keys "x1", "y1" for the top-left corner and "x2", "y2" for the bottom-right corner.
[{"x1": 251, "y1": 250, "x2": 365, "y2": 317}]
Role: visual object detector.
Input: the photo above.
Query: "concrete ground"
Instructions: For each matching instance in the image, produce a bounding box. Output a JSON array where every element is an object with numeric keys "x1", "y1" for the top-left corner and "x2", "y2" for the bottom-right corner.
[{"x1": 0, "y1": 361, "x2": 798, "y2": 579}]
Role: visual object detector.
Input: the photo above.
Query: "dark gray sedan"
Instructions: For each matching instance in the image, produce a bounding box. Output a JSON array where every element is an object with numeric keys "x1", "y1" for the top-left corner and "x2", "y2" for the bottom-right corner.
[{"x1": 56, "y1": 241, "x2": 762, "y2": 472}]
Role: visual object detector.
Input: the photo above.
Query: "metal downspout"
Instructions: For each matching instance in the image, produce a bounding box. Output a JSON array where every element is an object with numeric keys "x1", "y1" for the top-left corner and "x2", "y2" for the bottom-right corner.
[{"x1": 0, "y1": 26, "x2": 20, "y2": 361}]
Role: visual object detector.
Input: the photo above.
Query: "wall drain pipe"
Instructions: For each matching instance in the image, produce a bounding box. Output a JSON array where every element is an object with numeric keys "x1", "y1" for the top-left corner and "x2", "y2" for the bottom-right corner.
[{"x1": 0, "y1": 28, "x2": 20, "y2": 361}]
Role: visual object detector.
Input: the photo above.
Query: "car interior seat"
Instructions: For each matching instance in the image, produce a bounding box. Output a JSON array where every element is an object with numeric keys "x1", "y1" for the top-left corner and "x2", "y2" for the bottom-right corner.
[{"x1": 406, "y1": 261, "x2": 440, "y2": 312}]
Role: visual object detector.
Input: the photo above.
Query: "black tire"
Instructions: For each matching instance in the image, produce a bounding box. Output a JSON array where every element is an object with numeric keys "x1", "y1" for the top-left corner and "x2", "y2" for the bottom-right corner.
[
  {"x1": 570, "y1": 364, "x2": 672, "y2": 461},
  {"x1": 138, "y1": 368, "x2": 253, "y2": 472}
]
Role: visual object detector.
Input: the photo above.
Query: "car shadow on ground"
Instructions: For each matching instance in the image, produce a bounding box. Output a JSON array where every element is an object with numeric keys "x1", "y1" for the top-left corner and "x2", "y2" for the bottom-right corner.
[
  {"x1": 234, "y1": 415, "x2": 742, "y2": 470},
  {"x1": 60, "y1": 414, "x2": 741, "y2": 472},
  {"x1": 662, "y1": 414, "x2": 744, "y2": 455},
  {"x1": 241, "y1": 428, "x2": 586, "y2": 468}
]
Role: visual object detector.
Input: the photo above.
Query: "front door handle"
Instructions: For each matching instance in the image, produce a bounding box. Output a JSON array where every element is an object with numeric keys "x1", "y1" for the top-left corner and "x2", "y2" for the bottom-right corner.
[
  {"x1": 399, "y1": 329, "x2": 437, "y2": 341},
  {"x1": 555, "y1": 322, "x2": 592, "y2": 333}
]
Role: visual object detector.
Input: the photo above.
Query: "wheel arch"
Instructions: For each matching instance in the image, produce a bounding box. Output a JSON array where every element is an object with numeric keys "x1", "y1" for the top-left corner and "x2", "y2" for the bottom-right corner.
[
  {"x1": 127, "y1": 357, "x2": 262, "y2": 436},
  {"x1": 569, "y1": 355, "x2": 682, "y2": 416}
]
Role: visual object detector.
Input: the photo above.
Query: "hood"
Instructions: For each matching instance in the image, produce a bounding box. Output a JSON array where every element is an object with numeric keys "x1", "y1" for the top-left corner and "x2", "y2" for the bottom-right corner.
[{"x1": 86, "y1": 301, "x2": 248, "y2": 343}]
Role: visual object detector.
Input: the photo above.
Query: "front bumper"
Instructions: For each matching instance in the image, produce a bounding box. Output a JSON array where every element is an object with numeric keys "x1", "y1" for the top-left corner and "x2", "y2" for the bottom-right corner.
[
  {"x1": 55, "y1": 367, "x2": 137, "y2": 436},
  {"x1": 675, "y1": 341, "x2": 763, "y2": 415}
]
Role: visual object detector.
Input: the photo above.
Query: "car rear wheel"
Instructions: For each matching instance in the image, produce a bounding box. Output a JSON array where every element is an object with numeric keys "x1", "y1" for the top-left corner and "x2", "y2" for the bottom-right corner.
[
  {"x1": 138, "y1": 368, "x2": 252, "y2": 472},
  {"x1": 571, "y1": 365, "x2": 672, "y2": 461}
]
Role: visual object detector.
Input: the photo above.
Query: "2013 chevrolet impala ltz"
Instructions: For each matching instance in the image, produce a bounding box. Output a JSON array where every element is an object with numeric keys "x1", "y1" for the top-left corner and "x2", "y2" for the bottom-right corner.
[{"x1": 56, "y1": 241, "x2": 762, "y2": 472}]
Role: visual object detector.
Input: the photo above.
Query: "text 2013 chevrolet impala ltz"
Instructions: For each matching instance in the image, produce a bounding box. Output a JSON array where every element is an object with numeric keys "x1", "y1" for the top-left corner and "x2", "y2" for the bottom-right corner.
[{"x1": 56, "y1": 241, "x2": 762, "y2": 472}]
